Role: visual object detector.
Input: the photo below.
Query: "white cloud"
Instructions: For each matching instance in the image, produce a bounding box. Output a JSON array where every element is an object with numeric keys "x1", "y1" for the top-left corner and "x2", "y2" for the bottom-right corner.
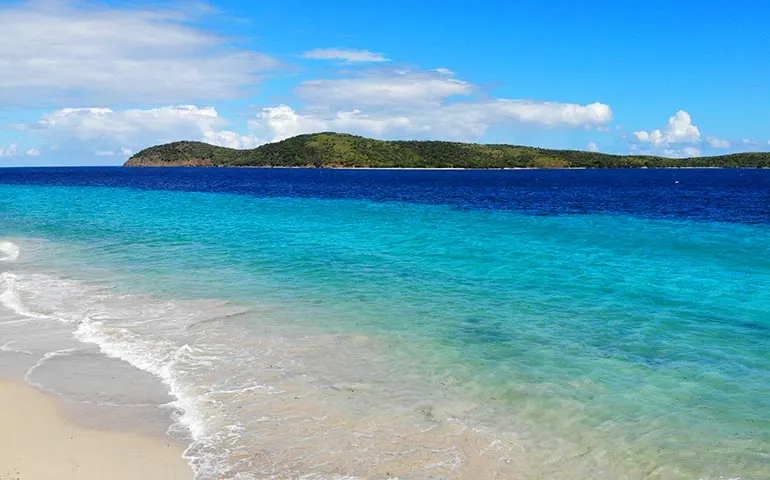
[
  {"x1": 461, "y1": 100, "x2": 612, "y2": 129},
  {"x1": 25, "y1": 64, "x2": 614, "y2": 156},
  {"x1": 302, "y1": 48, "x2": 389, "y2": 63},
  {"x1": 684, "y1": 147, "x2": 701, "y2": 157},
  {"x1": 35, "y1": 105, "x2": 261, "y2": 153},
  {"x1": 296, "y1": 69, "x2": 474, "y2": 108},
  {"x1": 663, "y1": 146, "x2": 701, "y2": 158},
  {"x1": 38, "y1": 106, "x2": 224, "y2": 144},
  {"x1": 282, "y1": 68, "x2": 612, "y2": 140},
  {"x1": 633, "y1": 110, "x2": 701, "y2": 147},
  {"x1": 586, "y1": 142, "x2": 599, "y2": 152},
  {"x1": 249, "y1": 105, "x2": 333, "y2": 141},
  {"x1": 248, "y1": 105, "x2": 417, "y2": 142},
  {"x1": 25, "y1": 148, "x2": 40, "y2": 157},
  {"x1": 706, "y1": 136, "x2": 731, "y2": 149},
  {"x1": 0, "y1": 144, "x2": 18, "y2": 157},
  {"x1": 248, "y1": 99, "x2": 612, "y2": 143},
  {"x1": 94, "y1": 147, "x2": 133, "y2": 157},
  {"x1": 203, "y1": 130, "x2": 263, "y2": 149},
  {"x1": 0, "y1": 1, "x2": 279, "y2": 107}
]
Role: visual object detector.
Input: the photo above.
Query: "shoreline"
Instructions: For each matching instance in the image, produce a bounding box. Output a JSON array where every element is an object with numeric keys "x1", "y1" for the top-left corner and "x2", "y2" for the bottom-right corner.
[
  {"x1": 2, "y1": 164, "x2": 768, "y2": 170},
  {"x1": 123, "y1": 164, "x2": 765, "y2": 170},
  {"x1": 122, "y1": 132, "x2": 770, "y2": 169},
  {"x1": 0, "y1": 381, "x2": 192, "y2": 480}
]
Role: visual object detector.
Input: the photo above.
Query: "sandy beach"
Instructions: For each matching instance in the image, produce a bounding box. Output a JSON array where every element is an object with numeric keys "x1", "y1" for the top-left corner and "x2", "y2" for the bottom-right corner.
[{"x1": 0, "y1": 381, "x2": 191, "y2": 480}]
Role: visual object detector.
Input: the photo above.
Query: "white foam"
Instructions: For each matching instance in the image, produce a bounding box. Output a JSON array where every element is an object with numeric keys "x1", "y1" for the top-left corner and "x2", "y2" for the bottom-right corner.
[
  {"x1": 0, "y1": 270, "x2": 216, "y2": 477},
  {"x1": 75, "y1": 320, "x2": 210, "y2": 440},
  {"x1": 0, "y1": 241, "x2": 20, "y2": 262},
  {"x1": 75, "y1": 318, "x2": 258, "y2": 479},
  {"x1": 24, "y1": 348, "x2": 78, "y2": 388},
  {"x1": 0, "y1": 340, "x2": 33, "y2": 354},
  {"x1": 0, "y1": 272, "x2": 50, "y2": 319}
]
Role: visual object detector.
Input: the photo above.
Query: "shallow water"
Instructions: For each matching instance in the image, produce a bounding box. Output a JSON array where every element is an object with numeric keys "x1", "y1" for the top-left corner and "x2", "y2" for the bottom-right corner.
[{"x1": 1, "y1": 168, "x2": 769, "y2": 479}]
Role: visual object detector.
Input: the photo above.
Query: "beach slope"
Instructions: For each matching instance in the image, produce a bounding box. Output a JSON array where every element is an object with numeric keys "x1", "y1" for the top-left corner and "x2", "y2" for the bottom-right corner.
[{"x1": 0, "y1": 381, "x2": 191, "y2": 480}]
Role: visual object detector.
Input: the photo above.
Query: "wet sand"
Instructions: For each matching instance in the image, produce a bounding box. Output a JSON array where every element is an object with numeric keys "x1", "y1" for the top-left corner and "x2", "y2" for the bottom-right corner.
[{"x1": 0, "y1": 381, "x2": 191, "y2": 480}]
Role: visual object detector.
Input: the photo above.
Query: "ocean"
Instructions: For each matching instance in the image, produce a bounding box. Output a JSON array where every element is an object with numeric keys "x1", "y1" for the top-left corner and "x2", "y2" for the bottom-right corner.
[{"x1": 1, "y1": 167, "x2": 768, "y2": 479}]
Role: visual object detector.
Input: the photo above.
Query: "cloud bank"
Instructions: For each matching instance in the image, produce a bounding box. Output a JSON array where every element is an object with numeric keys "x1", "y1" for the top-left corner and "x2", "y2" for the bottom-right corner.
[
  {"x1": 23, "y1": 65, "x2": 613, "y2": 159},
  {"x1": 0, "y1": 0, "x2": 280, "y2": 107}
]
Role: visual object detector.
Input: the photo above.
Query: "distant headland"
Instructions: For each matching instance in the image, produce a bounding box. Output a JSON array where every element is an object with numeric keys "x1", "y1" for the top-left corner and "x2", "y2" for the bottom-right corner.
[{"x1": 124, "y1": 132, "x2": 770, "y2": 169}]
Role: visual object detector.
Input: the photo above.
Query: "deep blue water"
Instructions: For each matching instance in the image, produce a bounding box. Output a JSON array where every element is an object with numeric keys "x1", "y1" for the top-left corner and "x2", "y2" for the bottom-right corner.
[{"x1": 2, "y1": 167, "x2": 769, "y2": 223}]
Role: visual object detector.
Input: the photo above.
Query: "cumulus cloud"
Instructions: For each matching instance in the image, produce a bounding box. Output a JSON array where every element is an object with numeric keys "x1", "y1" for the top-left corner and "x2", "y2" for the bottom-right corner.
[
  {"x1": 34, "y1": 105, "x2": 261, "y2": 153},
  {"x1": 247, "y1": 101, "x2": 612, "y2": 143},
  {"x1": 0, "y1": 144, "x2": 18, "y2": 157},
  {"x1": 706, "y1": 136, "x2": 731, "y2": 149},
  {"x1": 24, "y1": 63, "x2": 614, "y2": 158},
  {"x1": 633, "y1": 110, "x2": 701, "y2": 147},
  {"x1": 249, "y1": 105, "x2": 332, "y2": 141},
  {"x1": 0, "y1": 1, "x2": 279, "y2": 107},
  {"x1": 279, "y1": 68, "x2": 613, "y2": 140},
  {"x1": 663, "y1": 146, "x2": 701, "y2": 158},
  {"x1": 443, "y1": 99, "x2": 612, "y2": 131},
  {"x1": 302, "y1": 48, "x2": 389, "y2": 63},
  {"x1": 630, "y1": 110, "x2": 758, "y2": 156},
  {"x1": 93, "y1": 147, "x2": 133, "y2": 157},
  {"x1": 38, "y1": 106, "x2": 224, "y2": 143},
  {"x1": 586, "y1": 142, "x2": 599, "y2": 152},
  {"x1": 0, "y1": 144, "x2": 41, "y2": 158},
  {"x1": 203, "y1": 130, "x2": 263, "y2": 149},
  {"x1": 296, "y1": 69, "x2": 474, "y2": 108},
  {"x1": 685, "y1": 146, "x2": 702, "y2": 157},
  {"x1": 248, "y1": 105, "x2": 418, "y2": 141}
]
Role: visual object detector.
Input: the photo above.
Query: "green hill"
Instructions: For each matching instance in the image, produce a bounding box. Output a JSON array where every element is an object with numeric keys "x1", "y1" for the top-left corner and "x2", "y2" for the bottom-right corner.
[{"x1": 124, "y1": 132, "x2": 770, "y2": 169}]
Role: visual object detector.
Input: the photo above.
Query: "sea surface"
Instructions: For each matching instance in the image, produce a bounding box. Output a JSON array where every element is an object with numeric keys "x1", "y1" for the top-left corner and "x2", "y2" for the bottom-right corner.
[{"x1": 1, "y1": 167, "x2": 768, "y2": 479}]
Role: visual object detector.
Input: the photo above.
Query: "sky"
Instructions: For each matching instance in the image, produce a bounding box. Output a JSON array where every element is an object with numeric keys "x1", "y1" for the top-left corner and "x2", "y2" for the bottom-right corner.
[{"x1": 1, "y1": 0, "x2": 769, "y2": 166}]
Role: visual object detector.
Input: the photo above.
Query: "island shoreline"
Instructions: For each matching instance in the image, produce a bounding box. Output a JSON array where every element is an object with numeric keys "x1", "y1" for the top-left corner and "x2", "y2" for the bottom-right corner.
[{"x1": 124, "y1": 132, "x2": 770, "y2": 169}]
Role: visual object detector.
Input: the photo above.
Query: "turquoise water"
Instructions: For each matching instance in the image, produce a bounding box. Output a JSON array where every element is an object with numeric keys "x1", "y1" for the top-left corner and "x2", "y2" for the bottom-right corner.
[{"x1": 1, "y1": 169, "x2": 769, "y2": 479}]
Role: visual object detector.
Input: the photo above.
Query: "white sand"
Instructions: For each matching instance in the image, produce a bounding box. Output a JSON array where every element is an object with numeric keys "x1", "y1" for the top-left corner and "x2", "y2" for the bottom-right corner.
[{"x1": 0, "y1": 381, "x2": 192, "y2": 480}]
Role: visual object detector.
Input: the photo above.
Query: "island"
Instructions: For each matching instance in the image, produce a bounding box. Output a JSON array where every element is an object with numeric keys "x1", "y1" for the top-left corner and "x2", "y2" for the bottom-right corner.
[{"x1": 125, "y1": 132, "x2": 770, "y2": 169}]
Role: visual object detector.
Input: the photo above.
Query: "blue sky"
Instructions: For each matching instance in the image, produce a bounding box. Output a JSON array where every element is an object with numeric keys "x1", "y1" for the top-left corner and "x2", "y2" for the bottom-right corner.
[{"x1": 1, "y1": 0, "x2": 768, "y2": 165}]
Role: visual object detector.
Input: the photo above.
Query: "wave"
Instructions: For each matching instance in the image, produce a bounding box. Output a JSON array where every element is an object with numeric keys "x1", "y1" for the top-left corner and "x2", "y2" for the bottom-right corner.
[
  {"x1": 0, "y1": 340, "x2": 33, "y2": 355},
  {"x1": 0, "y1": 270, "x2": 239, "y2": 479},
  {"x1": 0, "y1": 241, "x2": 20, "y2": 262},
  {"x1": 74, "y1": 321, "x2": 213, "y2": 443},
  {"x1": 0, "y1": 273, "x2": 50, "y2": 319}
]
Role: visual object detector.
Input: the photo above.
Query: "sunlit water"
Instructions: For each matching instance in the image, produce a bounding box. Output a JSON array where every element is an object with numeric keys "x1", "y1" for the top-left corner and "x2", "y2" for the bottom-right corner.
[{"x1": 1, "y1": 168, "x2": 768, "y2": 479}]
